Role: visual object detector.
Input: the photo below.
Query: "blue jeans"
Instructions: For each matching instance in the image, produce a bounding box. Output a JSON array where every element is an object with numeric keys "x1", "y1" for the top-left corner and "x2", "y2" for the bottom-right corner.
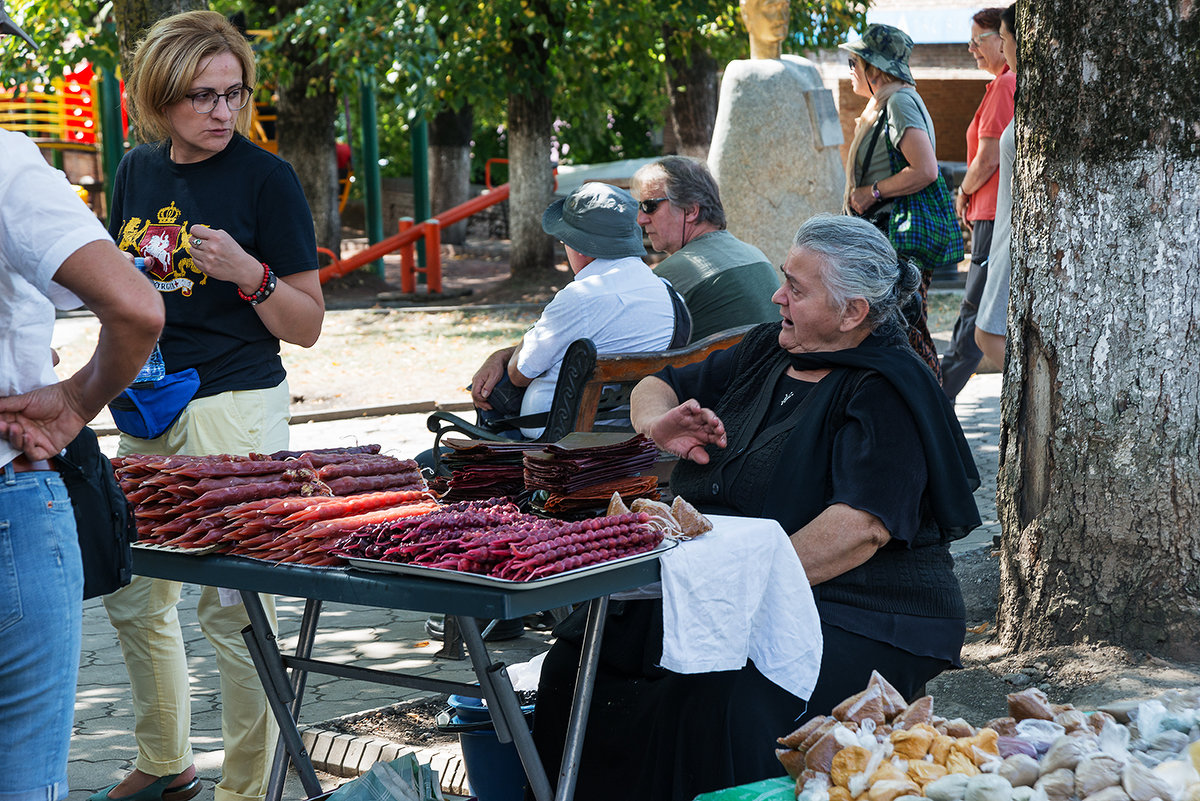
[{"x1": 0, "y1": 463, "x2": 83, "y2": 801}]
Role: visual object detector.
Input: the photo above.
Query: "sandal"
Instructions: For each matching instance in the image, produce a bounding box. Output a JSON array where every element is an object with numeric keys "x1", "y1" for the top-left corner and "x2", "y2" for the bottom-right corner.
[{"x1": 88, "y1": 774, "x2": 202, "y2": 801}]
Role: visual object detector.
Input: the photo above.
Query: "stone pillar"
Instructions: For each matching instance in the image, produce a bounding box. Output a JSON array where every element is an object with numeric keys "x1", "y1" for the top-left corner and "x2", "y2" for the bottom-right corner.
[{"x1": 709, "y1": 55, "x2": 845, "y2": 267}]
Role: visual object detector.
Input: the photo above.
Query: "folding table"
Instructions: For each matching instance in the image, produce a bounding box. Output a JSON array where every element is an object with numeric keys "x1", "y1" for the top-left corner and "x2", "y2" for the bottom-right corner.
[{"x1": 132, "y1": 546, "x2": 664, "y2": 801}]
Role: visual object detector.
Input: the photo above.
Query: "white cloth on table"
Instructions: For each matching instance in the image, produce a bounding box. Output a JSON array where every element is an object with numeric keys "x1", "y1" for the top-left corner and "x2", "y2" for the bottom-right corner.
[{"x1": 656, "y1": 514, "x2": 823, "y2": 701}]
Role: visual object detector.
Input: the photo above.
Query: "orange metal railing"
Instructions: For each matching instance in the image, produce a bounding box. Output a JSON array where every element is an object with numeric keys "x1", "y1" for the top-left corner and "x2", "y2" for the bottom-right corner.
[{"x1": 318, "y1": 158, "x2": 514, "y2": 292}]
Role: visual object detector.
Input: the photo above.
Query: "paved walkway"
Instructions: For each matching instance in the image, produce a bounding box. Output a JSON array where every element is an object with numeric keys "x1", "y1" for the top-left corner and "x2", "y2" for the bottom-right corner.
[{"x1": 69, "y1": 371, "x2": 1002, "y2": 799}]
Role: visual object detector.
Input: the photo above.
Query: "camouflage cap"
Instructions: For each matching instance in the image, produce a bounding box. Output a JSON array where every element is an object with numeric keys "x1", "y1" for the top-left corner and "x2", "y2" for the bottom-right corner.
[
  {"x1": 0, "y1": 0, "x2": 36, "y2": 50},
  {"x1": 840, "y1": 24, "x2": 914, "y2": 85}
]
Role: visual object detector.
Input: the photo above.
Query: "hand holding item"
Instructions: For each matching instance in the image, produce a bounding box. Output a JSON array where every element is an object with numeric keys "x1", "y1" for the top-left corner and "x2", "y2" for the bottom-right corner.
[
  {"x1": 850, "y1": 185, "x2": 876, "y2": 215},
  {"x1": 470, "y1": 348, "x2": 513, "y2": 410},
  {"x1": 648, "y1": 398, "x2": 727, "y2": 464},
  {"x1": 188, "y1": 224, "x2": 262, "y2": 295}
]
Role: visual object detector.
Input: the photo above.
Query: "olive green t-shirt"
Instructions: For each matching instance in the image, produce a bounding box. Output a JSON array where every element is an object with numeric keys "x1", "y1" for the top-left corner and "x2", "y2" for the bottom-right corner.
[
  {"x1": 654, "y1": 230, "x2": 781, "y2": 342},
  {"x1": 854, "y1": 87, "x2": 937, "y2": 190}
]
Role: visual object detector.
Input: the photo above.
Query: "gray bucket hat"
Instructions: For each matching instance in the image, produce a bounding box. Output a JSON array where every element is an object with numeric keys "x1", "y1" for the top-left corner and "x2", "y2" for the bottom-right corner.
[
  {"x1": 840, "y1": 24, "x2": 914, "y2": 85},
  {"x1": 0, "y1": 0, "x2": 36, "y2": 49},
  {"x1": 542, "y1": 182, "x2": 645, "y2": 260}
]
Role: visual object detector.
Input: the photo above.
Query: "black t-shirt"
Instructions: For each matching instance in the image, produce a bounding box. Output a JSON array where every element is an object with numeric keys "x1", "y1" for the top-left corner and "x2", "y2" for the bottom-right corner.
[
  {"x1": 107, "y1": 134, "x2": 317, "y2": 398},
  {"x1": 658, "y1": 349, "x2": 964, "y2": 665}
]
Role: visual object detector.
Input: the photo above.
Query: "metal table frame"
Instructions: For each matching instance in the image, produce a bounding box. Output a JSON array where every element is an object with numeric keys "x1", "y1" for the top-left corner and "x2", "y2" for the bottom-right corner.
[{"x1": 133, "y1": 547, "x2": 662, "y2": 801}]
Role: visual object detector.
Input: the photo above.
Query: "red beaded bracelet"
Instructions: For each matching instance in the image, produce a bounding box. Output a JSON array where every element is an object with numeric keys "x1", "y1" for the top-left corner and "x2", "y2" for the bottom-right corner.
[{"x1": 238, "y1": 263, "x2": 275, "y2": 304}]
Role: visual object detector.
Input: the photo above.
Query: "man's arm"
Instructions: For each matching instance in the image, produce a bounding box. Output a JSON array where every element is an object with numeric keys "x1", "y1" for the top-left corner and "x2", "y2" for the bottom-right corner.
[
  {"x1": 0, "y1": 240, "x2": 164, "y2": 460},
  {"x1": 471, "y1": 345, "x2": 517, "y2": 409},
  {"x1": 506, "y1": 339, "x2": 533, "y2": 388}
]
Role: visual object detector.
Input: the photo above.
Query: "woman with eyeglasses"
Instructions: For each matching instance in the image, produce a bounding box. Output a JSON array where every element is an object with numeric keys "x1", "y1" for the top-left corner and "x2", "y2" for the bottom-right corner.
[
  {"x1": 95, "y1": 11, "x2": 323, "y2": 801},
  {"x1": 939, "y1": 7, "x2": 1016, "y2": 401},
  {"x1": 839, "y1": 24, "x2": 945, "y2": 381}
]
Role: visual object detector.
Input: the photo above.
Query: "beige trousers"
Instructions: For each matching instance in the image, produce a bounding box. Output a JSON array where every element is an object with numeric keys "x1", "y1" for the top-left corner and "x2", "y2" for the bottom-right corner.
[{"x1": 104, "y1": 383, "x2": 290, "y2": 801}]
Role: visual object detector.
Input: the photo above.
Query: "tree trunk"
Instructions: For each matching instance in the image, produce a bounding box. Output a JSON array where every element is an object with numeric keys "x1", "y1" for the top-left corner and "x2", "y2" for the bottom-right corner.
[
  {"x1": 276, "y1": 78, "x2": 340, "y2": 258},
  {"x1": 113, "y1": 0, "x2": 206, "y2": 101},
  {"x1": 430, "y1": 106, "x2": 474, "y2": 245},
  {"x1": 272, "y1": 2, "x2": 340, "y2": 258},
  {"x1": 662, "y1": 26, "x2": 718, "y2": 159},
  {"x1": 996, "y1": 0, "x2": 1200, "y2": 660},
  {"x1": 506, "y1": 92, "x2": 555, "y2": 278}
]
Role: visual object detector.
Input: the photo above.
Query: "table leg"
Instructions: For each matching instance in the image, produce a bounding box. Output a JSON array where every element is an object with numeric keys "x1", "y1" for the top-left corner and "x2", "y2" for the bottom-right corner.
[
  {"x1": 457, "y1": 616, "x2": 555, "y2": 801},
  {"x1": 239, "y1": 592, "x2": 323, "y2": 800},
  {"x1": 555, "y1": 595, "x2": 609, "y2": 801},
  {"x1": 267, "y1": 599, "x2": 323, "y2": 801}
]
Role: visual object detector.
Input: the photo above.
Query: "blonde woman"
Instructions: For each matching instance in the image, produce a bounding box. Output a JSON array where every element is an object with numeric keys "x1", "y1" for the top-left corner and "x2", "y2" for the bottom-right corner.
[{"x1": 94, "y1": 11, "x2": 323, "y2": 801}]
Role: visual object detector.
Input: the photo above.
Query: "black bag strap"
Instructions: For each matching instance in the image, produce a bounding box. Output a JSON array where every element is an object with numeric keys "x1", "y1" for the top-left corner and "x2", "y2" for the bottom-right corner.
[
  {"x1": 857, "y1": 106, "x2": 888, "y2": 189},
  {"x1": 661, "y1": 277, "x2": 692, "y2": 350}
]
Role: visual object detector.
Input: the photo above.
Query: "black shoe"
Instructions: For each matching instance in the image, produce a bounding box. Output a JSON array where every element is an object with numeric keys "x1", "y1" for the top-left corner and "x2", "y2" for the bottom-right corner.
[{"x1": 425, "y1": 615, "x2": 524, "y2": 642}]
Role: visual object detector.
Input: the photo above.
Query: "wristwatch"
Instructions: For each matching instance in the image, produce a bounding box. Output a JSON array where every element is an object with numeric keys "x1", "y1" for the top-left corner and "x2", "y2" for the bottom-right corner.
[{"x1": 871, "y1": 182, "x2": 882, "y2": 201}]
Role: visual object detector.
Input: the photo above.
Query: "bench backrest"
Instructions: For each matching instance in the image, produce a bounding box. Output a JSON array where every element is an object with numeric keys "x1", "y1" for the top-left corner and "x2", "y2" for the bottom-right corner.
[{"x1": 539, "y1": 324, "x2": 755, "y2": 441}]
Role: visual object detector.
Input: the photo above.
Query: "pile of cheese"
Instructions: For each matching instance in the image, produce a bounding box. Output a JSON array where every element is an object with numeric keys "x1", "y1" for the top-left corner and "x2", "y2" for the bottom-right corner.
[{"x1": 776, "y1": 673, "x2": 1200, "y2": 801}]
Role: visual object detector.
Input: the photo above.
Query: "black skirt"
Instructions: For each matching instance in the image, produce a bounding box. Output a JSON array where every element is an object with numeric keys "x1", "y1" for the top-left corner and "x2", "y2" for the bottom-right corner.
[{"x1": 529, "y1": 599, "x2": 803, "y2": 801}]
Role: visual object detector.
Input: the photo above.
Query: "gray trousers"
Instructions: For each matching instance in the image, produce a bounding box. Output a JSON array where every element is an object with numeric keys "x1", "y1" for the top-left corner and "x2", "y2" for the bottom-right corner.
[{"x1": 941, "y1": 219, "x2": 993, "y2": 402}]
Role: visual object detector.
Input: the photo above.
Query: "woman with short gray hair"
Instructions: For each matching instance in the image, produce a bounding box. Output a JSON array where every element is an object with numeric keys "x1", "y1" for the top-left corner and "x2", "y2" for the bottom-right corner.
[{"x1": 530, "y1": 213, "x2": 982, "y2": 801}]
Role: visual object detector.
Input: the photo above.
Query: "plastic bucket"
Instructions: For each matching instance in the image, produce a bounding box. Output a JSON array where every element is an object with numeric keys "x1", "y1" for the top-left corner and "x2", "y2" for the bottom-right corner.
[{"x1": 436, "y1": 694, "x2": 535, "y2": 801}]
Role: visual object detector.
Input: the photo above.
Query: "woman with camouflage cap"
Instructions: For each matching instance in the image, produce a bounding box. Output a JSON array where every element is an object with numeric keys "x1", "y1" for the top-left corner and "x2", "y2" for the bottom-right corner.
[{"x1": 840, "y1": 24, "x2": 945, "y2": 382}]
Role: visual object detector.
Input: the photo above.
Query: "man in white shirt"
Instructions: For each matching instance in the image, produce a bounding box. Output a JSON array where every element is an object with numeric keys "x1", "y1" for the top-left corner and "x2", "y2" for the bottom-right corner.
[{"x1": 472, "y1": 182, "x2": 679, "y2": 439}]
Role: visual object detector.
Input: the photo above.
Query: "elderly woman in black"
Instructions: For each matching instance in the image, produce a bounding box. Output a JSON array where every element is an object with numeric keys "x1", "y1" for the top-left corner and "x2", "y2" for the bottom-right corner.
[{"x1": 530, "y1": 214, "x2": 980, "y2": 801}]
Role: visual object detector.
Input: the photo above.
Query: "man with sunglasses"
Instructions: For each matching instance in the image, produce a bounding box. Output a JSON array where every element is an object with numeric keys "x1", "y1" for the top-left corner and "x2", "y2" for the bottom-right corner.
[{"x1": 631, "y1": 156, "x2": 781, "y2": 341}]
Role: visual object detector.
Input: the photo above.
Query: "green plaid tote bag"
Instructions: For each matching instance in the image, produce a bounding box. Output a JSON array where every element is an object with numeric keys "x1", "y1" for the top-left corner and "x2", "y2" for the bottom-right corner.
[{"x1": 882, "y1": 108, "x2": 965, "y2": 271}]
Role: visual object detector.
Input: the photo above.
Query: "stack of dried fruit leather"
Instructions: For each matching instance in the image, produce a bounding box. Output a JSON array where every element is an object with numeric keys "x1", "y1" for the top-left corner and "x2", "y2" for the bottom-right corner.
[
  {"x1": 439, "y1": 438, "x2": 544, "y2": 501},
  {"x1": 524, "y1": 433, "x2": 660, "y2": 514}
]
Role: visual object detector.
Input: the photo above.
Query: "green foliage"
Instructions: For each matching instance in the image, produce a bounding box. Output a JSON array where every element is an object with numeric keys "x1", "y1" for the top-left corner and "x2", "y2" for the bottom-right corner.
[
  {"x1": 0, "y1": 0, "x2": 118, "y2": 89},
  {"x1": 3, "y1": 0, "x2": 870, "y2": 168},
  {"x1": 789, "y1": 0, "x2": 868, "y2": 49}
]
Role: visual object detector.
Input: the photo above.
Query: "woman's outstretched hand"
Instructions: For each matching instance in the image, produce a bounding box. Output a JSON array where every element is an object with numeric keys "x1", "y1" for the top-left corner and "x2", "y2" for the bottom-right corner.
[{"x1": 647, "y1": 399, "x2": 727, "y2": 464}]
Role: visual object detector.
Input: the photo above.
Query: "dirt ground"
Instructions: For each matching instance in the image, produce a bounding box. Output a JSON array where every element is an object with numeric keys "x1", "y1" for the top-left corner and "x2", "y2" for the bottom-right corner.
[
  {"x1": 928, "y1": 548, "x2": 1200, "y2": 724},
  {"x1": 310, "y1": 235, "x2": 1200, "y2": 733}
]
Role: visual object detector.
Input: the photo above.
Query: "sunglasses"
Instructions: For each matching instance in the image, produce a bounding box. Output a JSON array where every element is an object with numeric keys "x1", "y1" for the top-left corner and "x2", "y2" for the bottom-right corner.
[
  {"x1": 969, "y1": 31, "x2": 998, "y2": 48},
  {"x1": 638, "y1": 197, "x2": 669, "y2": 214}
]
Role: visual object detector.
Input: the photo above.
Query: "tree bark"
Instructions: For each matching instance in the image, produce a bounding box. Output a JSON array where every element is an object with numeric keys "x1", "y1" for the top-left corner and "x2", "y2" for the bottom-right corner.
[
  {"x1": 662, "y1": 26, "x2": 719, "y2": 159},
  {"x1": 996, "y1": 0, "x2": 1200, "y2": 660},
  {"x1": 276, "y1": 75, "x2": 340, "y2": 258},
  {"x1": 113, "y1": 0, "x2": 206, "y2": 101},
  {"x1": 272, "y1": 2, "x2": 339, "y2": 258},
  {"x1": 430, "y1": 106, "x2": 474, "y2": 245}
]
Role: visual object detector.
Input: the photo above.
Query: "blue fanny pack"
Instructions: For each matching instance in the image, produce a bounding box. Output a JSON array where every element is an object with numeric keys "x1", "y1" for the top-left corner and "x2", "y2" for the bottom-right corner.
[{"x1": 108, "y1": 369, "x2": 202, "y2": 440}]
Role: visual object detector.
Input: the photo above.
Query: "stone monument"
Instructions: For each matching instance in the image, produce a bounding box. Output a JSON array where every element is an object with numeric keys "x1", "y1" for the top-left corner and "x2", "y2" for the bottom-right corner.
[{"x1": 708, "y1": 0, "x2": 845, "y2": 267}]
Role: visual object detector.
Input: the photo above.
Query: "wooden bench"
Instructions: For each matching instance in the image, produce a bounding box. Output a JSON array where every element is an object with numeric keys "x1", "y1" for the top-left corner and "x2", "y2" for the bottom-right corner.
[{"x1": 425, "y1": 324, "x2": 754, "y2": 475}]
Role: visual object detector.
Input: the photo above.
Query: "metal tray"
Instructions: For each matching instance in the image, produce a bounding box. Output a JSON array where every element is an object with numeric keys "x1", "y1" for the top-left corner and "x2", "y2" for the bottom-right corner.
[{"x1": 347, "y1": 537, "x2": 675, "y2": 590}]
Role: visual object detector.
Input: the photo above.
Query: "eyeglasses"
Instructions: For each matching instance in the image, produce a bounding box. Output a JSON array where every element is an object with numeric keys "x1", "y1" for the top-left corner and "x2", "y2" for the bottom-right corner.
[
  {"x1": 186, "y1": 86, "x2": 252, "y2": 114},
  {"x1": 638, "y1": 197, "x2": 670, "y2": 215},
  {"x1": 968, "y1": 31, "x2": 998, "y2": 49}
]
